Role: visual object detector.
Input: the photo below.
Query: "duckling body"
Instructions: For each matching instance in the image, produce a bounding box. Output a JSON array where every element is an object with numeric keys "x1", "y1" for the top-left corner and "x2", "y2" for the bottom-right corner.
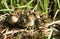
[{"x1": 23, "y1": 15, "x2": 35, "y2": 29}]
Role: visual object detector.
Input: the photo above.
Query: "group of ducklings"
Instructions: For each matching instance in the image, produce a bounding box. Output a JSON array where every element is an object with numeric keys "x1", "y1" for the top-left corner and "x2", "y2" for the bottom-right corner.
[
  {"x1": 5, "y1": 8, "x2": 51, "y2": 30},
  {"x1": 0, "y1": 8, "x2": 52, "y2": 39}
]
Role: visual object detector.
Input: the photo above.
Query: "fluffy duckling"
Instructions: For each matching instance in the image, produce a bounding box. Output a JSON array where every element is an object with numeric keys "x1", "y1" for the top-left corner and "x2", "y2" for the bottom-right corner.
[
  {"x1": 7, "y1": 13, "x2": 19, "y2": 25},
  {"x1": 28, "y1": 15, "x2": 35, "y2": 26},
  {"x1": 34, "y1": 11, "x2": 42, "y2": 29},
  {"x1": 7, "y1": 8, "x2": 22, "y2": 25},
  {"x1": 24, "y1": 15, "x2": 35, "y2": 29}
]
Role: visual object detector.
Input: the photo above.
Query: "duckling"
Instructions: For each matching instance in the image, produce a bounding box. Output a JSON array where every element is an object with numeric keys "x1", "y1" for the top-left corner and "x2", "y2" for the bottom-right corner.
[
  {"x1": 6, "y1": 8, "x2": 22, "y2": 25},
  {"x1": 18, "y1": 14, "x2": 27, "y2": 28},
  {"x1": 7, "y1": 13, "x2": 19, "y2": 25},
  {"x1": 24, "y1": 15, "x2": 35, "y2": 29},
  {"x1": 28, "y1": 15, "x2": 35, "y2": 26},
  {"x1": 34, "y1": 11, "x2": 42, "y2": 29},
  {"x1": 23, "y1": 10, "x2": 31, "y2": 16},
  {"x1": 42, "y1": 14, "x2": 51, "y2": 23}
]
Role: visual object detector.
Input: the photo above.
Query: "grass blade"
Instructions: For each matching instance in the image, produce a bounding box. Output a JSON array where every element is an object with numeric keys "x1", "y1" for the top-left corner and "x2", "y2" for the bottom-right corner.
[
  {"x1": 43, "y1": 0, "x2": 49, "y2": 14},
  {"x1": 57, "y1": 0, "x2": 60, "y2": 9},
  {"x1": 2, "y1": 0, "x2": 11, "y2": 13}
]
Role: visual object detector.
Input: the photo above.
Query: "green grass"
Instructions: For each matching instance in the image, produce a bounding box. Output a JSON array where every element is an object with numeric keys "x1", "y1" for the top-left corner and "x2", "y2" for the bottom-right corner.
[{"x1": 0, "y1": 0, "x2": 49, "y2": 14}]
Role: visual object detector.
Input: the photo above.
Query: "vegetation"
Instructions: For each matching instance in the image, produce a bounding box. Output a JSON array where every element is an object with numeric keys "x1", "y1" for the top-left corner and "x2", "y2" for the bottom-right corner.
[{"x1": 0, "y1": 0, "x2": 60, "y2": 39}]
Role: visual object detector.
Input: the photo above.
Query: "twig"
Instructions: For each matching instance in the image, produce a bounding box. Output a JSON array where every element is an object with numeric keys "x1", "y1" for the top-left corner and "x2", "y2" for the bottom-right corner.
[
  {"x1": 3, "y1": 29, "x2": 34, "y2": 35},
  {"x1": 48, "y1": 27, "x2": 53, "y2": 39},
  {"x1": 4, "y1": 28, "x2": 9, "y2": 39},
  {"x1": 3, "y1": 29, "x2": 25, "y2": 35},
  {"x1": 3, "y1": 30, "x2": 19, "y2": 35},
  {"x1": 53, "y1": 9, "x2": 60, "y2": 20},
  {"x1": 1, "y1": 29, "x2": 6, "y2": 33},
  {"x1": 46, "y1": 20, "x2": 60, "y2": 26},
  {"x1": 0, "y1": 13, "x2": 9, "y2": 22}
]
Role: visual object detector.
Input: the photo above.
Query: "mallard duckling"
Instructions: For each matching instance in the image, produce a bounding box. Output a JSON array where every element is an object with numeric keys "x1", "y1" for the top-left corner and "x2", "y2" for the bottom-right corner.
[
  {"x1": 34, "y1": 11, "x2": 42, "y2": 29},
  {"x1": 7, "y1": 8, "x2": 22, "y2": 25},
  {"x1": 7, "y1": 13, "x2": 19, "y2": 25},
  {"x1": 25, "y1": 15, "x2": 35, "y2": 29}
]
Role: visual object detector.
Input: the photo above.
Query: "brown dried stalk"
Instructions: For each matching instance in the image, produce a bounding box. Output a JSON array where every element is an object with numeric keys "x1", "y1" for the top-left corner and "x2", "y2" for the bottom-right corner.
[{"x1": 46, "y1": 20, "x2": 60, "y2": 26}]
